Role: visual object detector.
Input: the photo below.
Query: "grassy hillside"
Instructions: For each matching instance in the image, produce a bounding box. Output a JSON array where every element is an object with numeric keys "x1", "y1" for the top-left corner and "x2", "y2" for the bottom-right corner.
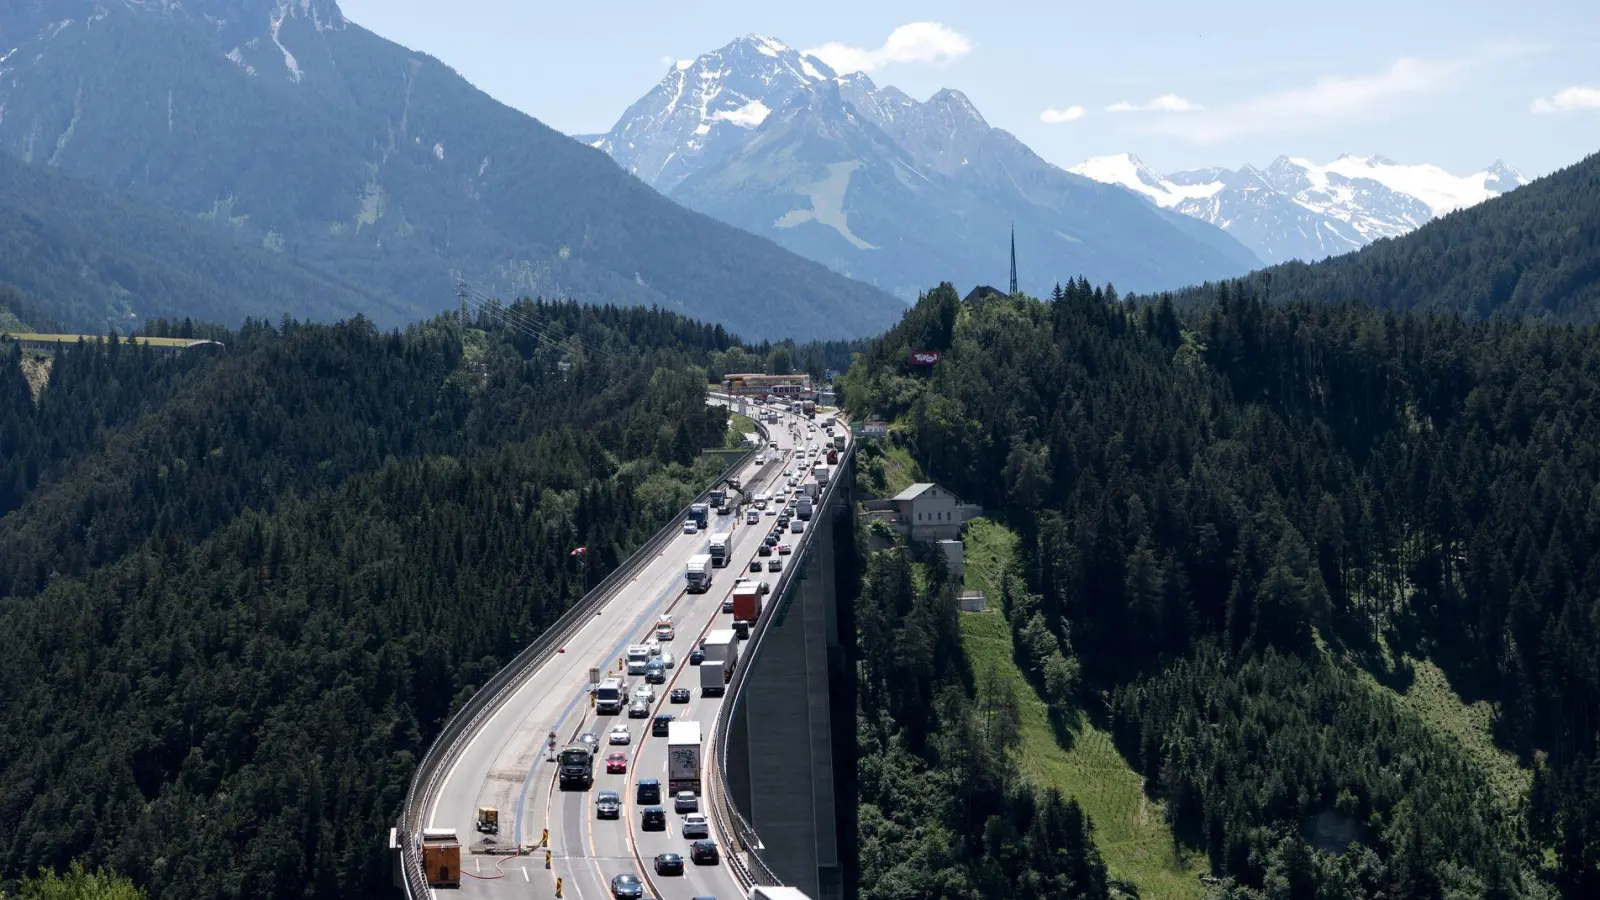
[
  {"x1": 1334, "y1": 635, "x2": 1532, "y2": 813},
  {"x1": 842, "y1": 283, "x2": 1584, "y2": 895},
  {"x1": 958, "y1": 518, "x2": 1204, "y2": 899}
]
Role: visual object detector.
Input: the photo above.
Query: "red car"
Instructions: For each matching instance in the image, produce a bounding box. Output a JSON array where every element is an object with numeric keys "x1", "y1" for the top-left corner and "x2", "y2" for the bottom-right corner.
[{"x1": 606, "y1": 752, "x2": 628, "y2": 774}]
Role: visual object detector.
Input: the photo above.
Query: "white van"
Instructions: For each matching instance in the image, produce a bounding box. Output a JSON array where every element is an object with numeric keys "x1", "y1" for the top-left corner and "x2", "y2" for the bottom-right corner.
[{"x1": 746, "y1": 510, "x2": 760, "y2": 525}]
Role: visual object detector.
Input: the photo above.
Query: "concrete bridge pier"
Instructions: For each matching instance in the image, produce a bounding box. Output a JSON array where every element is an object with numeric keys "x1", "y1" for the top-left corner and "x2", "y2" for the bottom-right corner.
[{"x1": 726, "y1": 455, "x2": 857, "y2": 900}]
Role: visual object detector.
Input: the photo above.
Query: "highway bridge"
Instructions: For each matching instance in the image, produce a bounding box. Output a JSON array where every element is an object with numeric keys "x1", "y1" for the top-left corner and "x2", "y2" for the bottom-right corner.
[{"x1": 394, "y1": 395, "x2": 853, "y2": 900}]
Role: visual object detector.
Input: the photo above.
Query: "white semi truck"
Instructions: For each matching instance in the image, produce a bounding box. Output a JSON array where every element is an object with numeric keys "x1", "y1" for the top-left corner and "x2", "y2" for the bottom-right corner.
[
  {"x1": 700, "y1": 629, "x2": 738, "y2": 697},
  {"x1": 667, "y1": 720, "x2": 703, "y2": 795},
  {"x1": 708, "y1": 532, "x2": 731, "y2": 568},
  {"x1": 686, "y1": 553, "x2": 713, "y2": 593}
]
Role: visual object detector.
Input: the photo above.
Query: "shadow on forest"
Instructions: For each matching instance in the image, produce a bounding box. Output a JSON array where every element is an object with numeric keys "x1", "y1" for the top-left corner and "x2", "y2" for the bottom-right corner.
[
  {"x1": 1048, "y1": 702, "x2": 1083, "y2": 752},
  {"x1": 1329, "y1": 608, "x2": 1415, "y2": 693},
  {"x1": 1329, "y1": 599, "x2": 1534, "y2": 764}
]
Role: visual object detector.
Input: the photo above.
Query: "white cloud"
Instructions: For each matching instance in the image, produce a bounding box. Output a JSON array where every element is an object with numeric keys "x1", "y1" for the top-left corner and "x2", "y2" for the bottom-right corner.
[
  {"x1": 1531, "y1": 86, "x2": 1600, "y2": 114},
  {"x1": 805, "y1": 22, "x2": 972, "y2": 74},
  {"x1": 1106, "y1": 93, "x2": 1203, "y2": 113},
  {"x1": 1145, "y1": 57, "x2": 1462, "y2": 142},
  {"x1": 1040, "y1": 105, "x2": 1086, "y2": 124}
]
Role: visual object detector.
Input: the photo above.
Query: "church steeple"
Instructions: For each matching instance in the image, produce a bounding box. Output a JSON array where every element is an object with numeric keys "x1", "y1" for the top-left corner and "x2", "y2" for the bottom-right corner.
[{"x1": 1008, "y1": 223, "x2": 1018, "y2": 296}]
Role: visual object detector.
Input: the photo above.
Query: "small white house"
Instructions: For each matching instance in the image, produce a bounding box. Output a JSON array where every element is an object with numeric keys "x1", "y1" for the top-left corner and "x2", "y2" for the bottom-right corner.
[{"x1": 891, "y1": 483, "x2": 962, "y2": 541}]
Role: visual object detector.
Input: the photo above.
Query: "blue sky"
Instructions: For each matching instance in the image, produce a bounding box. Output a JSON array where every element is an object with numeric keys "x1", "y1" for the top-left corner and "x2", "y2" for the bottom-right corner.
[{"x1": 338, "y1": 0, "x2": 1598, "y2": 178}]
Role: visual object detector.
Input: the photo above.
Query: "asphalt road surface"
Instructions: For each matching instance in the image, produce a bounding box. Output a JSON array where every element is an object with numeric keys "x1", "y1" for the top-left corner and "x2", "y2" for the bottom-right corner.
[{"x1": 425, "y1": 400, "x2": 845, "y2": 900}]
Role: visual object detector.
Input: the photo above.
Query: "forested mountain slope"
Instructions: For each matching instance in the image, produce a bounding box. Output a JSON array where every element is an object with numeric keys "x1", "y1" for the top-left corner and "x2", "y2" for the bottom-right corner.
[
  {"x1": 1158, "y1": 151, "x2": 1600, "y2": 321},
  {"x1": 848, "y1": 536, "x2": 1113, "y2": 900},
  {"x1": 0, "y1": 305, "x2": 740, "y2": 898},
  {"x1": 0, "y1": 151, "x2": 397, "y2": 332},
  {"x1": 0, "y1": 1, "x2": 903, "y2": 340},
  {"x1": 841, "y1": 283, "x2": 1599, "y2": 898}
]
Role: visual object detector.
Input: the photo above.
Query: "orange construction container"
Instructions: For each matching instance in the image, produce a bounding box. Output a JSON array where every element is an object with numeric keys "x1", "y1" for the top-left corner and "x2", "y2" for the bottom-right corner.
[{"x1": 421, "y1": 829, "x2": 461, "y2": 886}]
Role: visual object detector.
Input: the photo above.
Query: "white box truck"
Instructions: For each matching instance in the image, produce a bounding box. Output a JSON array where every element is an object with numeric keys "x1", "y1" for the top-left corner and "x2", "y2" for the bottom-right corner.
[
  {"x1": 686, "y1": 553, "x2": 713, "y2": 593},
  {"x1": 700, "y1": 629, "x2": 738, "y2": 697},
  {"x1": 749, "y1": 888, "x2": 814, "y2": 900},
  {"x1": 625, "y1": 645, "x2": 650, "y2": 675},
  {"x1": 667, "y1": 721, "x2": 703, "y2": 795}
]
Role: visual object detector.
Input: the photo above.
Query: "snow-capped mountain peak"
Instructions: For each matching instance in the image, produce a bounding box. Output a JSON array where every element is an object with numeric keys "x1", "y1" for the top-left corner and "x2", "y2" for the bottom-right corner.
[
  {"x1": 1068, "y1": 154, "x2": 1223, "y2": 208},
  {"x1": 924, "y1": 88, "x2": 988, "y2": 127},
  {"x1": 1071, "y1": 152, "x2": 1529, "y2": 265},
  {"x1": 1483, "y1": 160, "x2": 1527, "y2": 194},
  {"x1": 589, "y1": 34, "x2": 837, "y2": 190}
]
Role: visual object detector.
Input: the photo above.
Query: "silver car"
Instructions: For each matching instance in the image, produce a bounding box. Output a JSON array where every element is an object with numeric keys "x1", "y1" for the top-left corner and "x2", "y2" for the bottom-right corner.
[{"x1": 674, "y1": 790, "x2": 699, "y2": 813}]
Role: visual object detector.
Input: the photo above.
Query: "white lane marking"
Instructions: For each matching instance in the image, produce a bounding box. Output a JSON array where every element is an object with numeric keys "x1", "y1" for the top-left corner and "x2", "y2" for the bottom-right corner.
[{"x1": 522, "y1": 866, "x2": 529, "y2": 881}]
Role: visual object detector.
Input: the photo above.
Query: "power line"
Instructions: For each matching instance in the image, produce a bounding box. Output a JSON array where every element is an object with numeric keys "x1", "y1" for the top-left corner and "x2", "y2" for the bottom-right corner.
[
  {"x1": 463, "y1": 287, "x2": 595, "y2": 357},
  {"x1": 452, "y1": 280, "x2": 618, "y2": 364}
]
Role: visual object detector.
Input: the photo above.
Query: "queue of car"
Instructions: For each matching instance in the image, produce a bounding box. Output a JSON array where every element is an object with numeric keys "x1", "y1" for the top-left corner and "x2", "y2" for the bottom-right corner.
[{"x1": 601, "y1": 401, "x2": 833, "y2": 898}]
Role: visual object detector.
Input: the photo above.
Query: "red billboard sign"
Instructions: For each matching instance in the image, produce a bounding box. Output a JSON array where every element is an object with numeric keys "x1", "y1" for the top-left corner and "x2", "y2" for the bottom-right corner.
[{"x1": 909, "y1": 349, "x2": 940, "y2": 366}]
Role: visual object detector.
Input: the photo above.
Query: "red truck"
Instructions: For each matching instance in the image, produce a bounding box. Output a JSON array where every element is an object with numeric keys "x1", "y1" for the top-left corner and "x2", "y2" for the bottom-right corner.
[{"x1": 732, "y1": 583, "x2": 763, "y2": 623}]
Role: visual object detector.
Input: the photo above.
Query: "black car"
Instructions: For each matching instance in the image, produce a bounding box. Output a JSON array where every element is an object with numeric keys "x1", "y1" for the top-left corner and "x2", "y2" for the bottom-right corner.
[
  {"x1": 595, "y1": 790, "x2": 621, "y2": 819},
  {"x1": 722, "y1": 597, "x2": 736, "y2": 613},
  {"x1": 689, "y1": 647, "x2": 705, "y2": 666},
  {"x1": 758, "y1": 544, "x2": 772, "y2": 556},
  {"x1": 652, "y1": 713, "x2": 674, "y2": 736},
  {"x1": 690, "y1": 840, "x2": 720, "y2": 865},
  {"x1": 767, "y1": 558, "x2": 782, "y2": 572},
  {"x1": 645, "y1": 667, "x2": 666, "y2": 685},
  {"x1": 670, "y1": 688, "x2": 691, "y2": 703},
  {"x1": 628, "y1": 699, "x2": 651, "y2": 718},
  {"x1": 748, "y1": 559, "x2": 762, "y2": 573},
  {"x1": 733, "y1": 619, "x2": 751, "y2": 640},
  {"x1": 610, "y1": 873, "x2": 644, "y2": 899},
  {"x1": 654, "y1": 852, "x2": 684, "y2": 876},
  {"x1": 636, "y1": 779, "x2": 661, "y2": 805},
  {"x1": 640, "y1": 806, "x2": 667, "y2": 831}
]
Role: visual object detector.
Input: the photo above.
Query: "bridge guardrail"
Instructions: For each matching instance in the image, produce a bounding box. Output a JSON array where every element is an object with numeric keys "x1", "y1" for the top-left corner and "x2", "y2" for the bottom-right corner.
[
  {"x1": 397, "y1": 397, "x2": 767, "y2": 899},
  {"x1": 705, "y1": 421, "x2": 854, "y2": 889}
]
